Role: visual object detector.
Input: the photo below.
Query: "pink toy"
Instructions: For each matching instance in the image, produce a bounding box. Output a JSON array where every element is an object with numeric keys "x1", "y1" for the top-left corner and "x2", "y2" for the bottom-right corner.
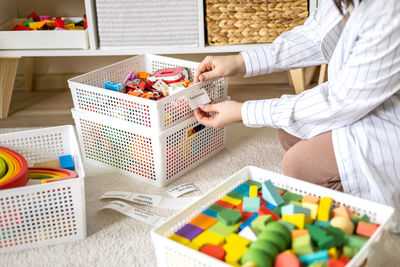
[
  {"x1": 40, "y1": 16, "x2": 51, "y2": 21},
  {"x1": 148, "y1": 67, "x2": 189, "y2": 84}
]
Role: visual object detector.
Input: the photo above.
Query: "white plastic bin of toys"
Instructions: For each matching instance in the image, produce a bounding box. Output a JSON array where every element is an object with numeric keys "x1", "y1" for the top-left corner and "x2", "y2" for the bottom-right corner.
[
  {"x1": 0, "y1": 126, "x2": 86, "y2": 253},
  {"x1": 151, "y1": 166, "x2": 394, "y2": 267},
  {"x1": 68, "y1": 54, "x2": 228, "y2": 132},
  {"x1": 72, "y1": 108, "x2": 226, "y2": 187}
]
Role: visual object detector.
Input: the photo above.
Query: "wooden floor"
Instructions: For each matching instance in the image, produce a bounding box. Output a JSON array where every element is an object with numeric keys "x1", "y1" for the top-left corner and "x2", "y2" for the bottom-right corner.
[{"x1": 0, "y1": 83, "x2": 294, "y2": 127}]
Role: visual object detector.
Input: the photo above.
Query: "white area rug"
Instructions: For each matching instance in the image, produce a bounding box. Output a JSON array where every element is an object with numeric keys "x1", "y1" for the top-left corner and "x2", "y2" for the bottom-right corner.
[{"x1": 1, "y1": 124, "x2": 399, "y2": 266}]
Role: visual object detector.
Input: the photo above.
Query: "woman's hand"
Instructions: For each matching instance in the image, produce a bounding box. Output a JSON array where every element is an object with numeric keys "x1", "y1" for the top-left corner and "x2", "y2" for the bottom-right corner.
[
  {"x1": 194, "y1": 55, "x2": 246, "y2": 82},
  {"x1": 194, "y1": 100, "x2": 243, "y2": 129}
]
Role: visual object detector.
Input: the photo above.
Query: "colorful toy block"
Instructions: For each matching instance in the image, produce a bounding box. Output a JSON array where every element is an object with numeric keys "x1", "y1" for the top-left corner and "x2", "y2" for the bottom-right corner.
[
  {"x1": 168, "y1": 234, "x2": 190, "y2": 246},
  {"x1": 257, "y1": 230, "x2": 287, "y2": 251},
  {"x1": 59, "y1": 155, "x2": 74, "y2": 170},
  {"x1": 356, "y1": 221, "x2": 379, "y2": 237},
  {"x1": 324, "y1": 226, "x2": 346, "y2": 247},
  {"x1": 241, "y1": 249, "x2": 272, "y2": 267},
  {"x1": 250, "y1": 240, "x2": 279, "y2": 260},
  {"x1": 235, "y1": 203, "x2": 255, "y2": 222},
  {"x1": 345, "y1": 235, "x2": 368, "y2": 250},
  {"x1": 266, "y1": 202, "x2": 277, "y2": 210},
  {"x1": 27, "y1": 12, "x2": 40, "y2": 21},
  {"x1": 274, "y1": 252, "x2": 301, "y2": 267},
  {"x1": 202, "y1": 209, "x2": 218, "y2": 218},
  {"x1": 264, "y1": 222, "x2": 291, "y2": 245},
  {"x1": 327, "y1": 258, "x2": 346, "y2": 267},
  {"x1": 330, "y1": 217, "x2": 354, "y2": 235},
  {"x1": 243, "y1": 197, "x2": 260, "y2": 213},
  {"x1": 209, "y1": 204, "x2": 229, "y2": 214},
  {"x1": 258, "y1": 205, "x2": 280, "y2": 221},
  {"x1": 218, "y1": 209, "x2": 242, "y2": 226},
  {"x1": 175, "y1": 224, "x2": 203, "y2": 241},
  {"x1": 305, "y1": 224, "x2": 335, "y2": 250},
  {"x1": 208, "y1": 221, "x2": 239, "y2": 237},
  {"x1": 338, "y1": 255, "x2": 350, "y2": 265},
  {"x1": 292, "y1": 234, "x2": 313, "y2": 256},
  {"x1": 238, "y1": 226, "x2": 257, "y2": 242},
  {"x1": 233, "y1": 184, "x2": 251, "y2": 196},
  {"x1": 225, "y1": 232, "x2": 251, "y2": 247},
  {"x1": 189, "y1": 213, "x2": 218, "y2": 230},
  {"x1": 227, "y1": 191, "x2": 245, "y2": 201},
  {"x1": 251, "y1": 215, "x2": 272, "y2": 235},
  {"x1": 313, "y1": 220, "x2": 331, "y2": 228},
  {"x1": 298, "y1": 250, "x2": 329, "y2": 266},
  {"x1": 278, "y1": 220, "x2": 296, "y2": 231},
  {"x1": 249, "y1": 185, "x2": 258, "y2": 197},
  {"x1": 291, "y1": 229, "x2": 309, "y2": 241},
  {"x1": 221, "y1": 195, "x2": 242, "y2": 206},
  {"x1": 223, "y1": 242, "x2": 249, "y2": 265},
  {"x1": 343, "y1": 245, "x2": 359, "y2": 258},
  {"x1": 281, "y1": 204, "x2": 311, "y2": 217},
  {"x1": 239, "y1": 213, "x2": 259, "y2": 231},
  {"x1": 328, "y1": 247, "x2": 338, "y2": 259},
  {"x1": 282, "y1": 214, "x2": 312, "y2": 230},
  {"x1": 282, "y1": 191, "x2": 303, "y2": 203},
  {"x1": 332, "y1": 206, "x2": 353, "y2": 219},
  {"x1": 301, "y1": 195, "x2": 320, "y2": 204},
  {"x1": 302, "y1": 202, "x2": 318, "y2": 220},
  {"x1": 200, "y1": 244, "x2": 226, "y2": 261},
  {"x1": 215, "y1": 199, "x2": 236, "y2": 209},
  {"x1": 192, "y1": 230, "x2": 224, "y2": 247},
  {"x1": 244, "y1": 180, "x2": 262, "y2": 190},
  {"x1": 187, "y1": 241, "x2": 202, "y2": 251},
  {"x1": 104, "y1": 80, "x2": 124, "y2": 92},
  {"x1": 317, "y1": 197, "x2": 332, "y2": 222},
  {"x1": 262, "y1": 180, "x2": 284, "y2": 206}
]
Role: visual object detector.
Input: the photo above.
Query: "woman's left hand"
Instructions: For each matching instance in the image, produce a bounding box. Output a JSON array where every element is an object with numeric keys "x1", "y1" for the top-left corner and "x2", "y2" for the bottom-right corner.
[{"x1": 194, "y1": 100, "x2": 243, "y2": 129}]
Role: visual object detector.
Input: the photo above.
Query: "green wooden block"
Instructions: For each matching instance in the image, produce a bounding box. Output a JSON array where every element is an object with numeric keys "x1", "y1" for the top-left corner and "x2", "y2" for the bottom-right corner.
[
  {"x1": 282, "y1": 191, "x2": 303, "y2": 203},
  {"x1": 323, "y1": 226, "x2": 346, "y2": 247},
  {"x1": 345, "y1": 235, "x2": 368, "y2": 249},
  {"x1": 244, "y1": 180, "x2": 262, "y2": 190},
  {"x1": 272, "y1": 206, "x2": 282, "y2": 216},
  {"x1": 227, "y1": 191, "x2": 245, "y2": 201},
  {"x1": 308, "y1": 261, "x2": 328, "y2": 267},
  {"x1": 293, "y1": 235, "x2": 314, "y2": 256},
  {"x1": 251, "y1": 215, "x2": 272, "y2": 235},
  {"x1": 208, "y1": 221, "x2": 238, "y2": 237},
  {"x1": 274, "y1": 186, "x2": 287, "y2": 193},
  {"x1": 257, "y1": 230, "x2": 287, "y2": 251},
  {"x1": 250, "y1": 240, "x2": 279, "y2": 260},
  {"x1": 241, "y1": 249, "x2": 272, "y2": 267},
  {"x1": 218, "y1": 209, "x2": 242, "y2": 226},
  {"x1": 289, "y1": 201, "x2": 303, "y2": 207},
  {"x1": 360, "y1": 214, "x2": 371, "y2": 223},
  {"x1": 343, "y1": 245, "x2": 359, "y2": 258},
  {"x1": 306, "y1": 224, "x2": 335, "y2": 250},
  {"x1": 264, "y1": 221, "x2": 291, "y2": 245},
  {"x1": 278, "y1": 219, "x2": 296, "y2": 231},
  {"x1": 209, "y1": 204, "x2": 228, "y2": 213}
]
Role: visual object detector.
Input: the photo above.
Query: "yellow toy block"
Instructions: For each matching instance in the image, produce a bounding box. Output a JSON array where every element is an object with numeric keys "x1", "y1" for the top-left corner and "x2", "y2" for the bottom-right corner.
[
  {"x1": 223, "y1": 242, "x2": 248, "y2": 265},
  {"x1": 65, "y1": 23, "x2": 75, "y2": 30},
  {"x1": 221, "y1": 195, "x2": 242, "y2": 206},
  {"x1": 29, "y1": 21, "x2": 46, "y2": 30},
  {"x1": 192, "y1": 230, "x2": 225, "y2": 248},
  {"x1": 282, "y1": 214, "x2": 312, "y2": 229},
  {"x1": 168, "y1": 234, "x2": 190, "y2": 246},
  {"x1": 301, "y1": 195, "x2": 320, "y2": 204},
  {"x1": 187, "y1": 241, "x2": 202, "y2": 251},
  {"x1": 317, "y1": 197, "x2": 332, "y2": 222},
  {"x1": 225, "y1": 232, "x2": 250, "y2": 247},
  {"x1": 283, "y1": 249, "x2": 295, "y2": 254},
  {"x1": 249, "y1": 185, "x2": 258, "y2": 197},
  {"x1": 302, "y1": 202, "x2": 318, "y2": 220},
  {"x1": 328, "y1": 247, "x2": 338, "y2": 259}
]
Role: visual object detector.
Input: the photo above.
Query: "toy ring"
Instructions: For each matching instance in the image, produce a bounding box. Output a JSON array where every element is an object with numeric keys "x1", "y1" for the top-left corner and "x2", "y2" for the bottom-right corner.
[
  {"x1": 0, "y1": 146, "x2": 28, "y2": 190},
  {"x1": 28, "y1": 167, "x2": 78, "y2": 184}
]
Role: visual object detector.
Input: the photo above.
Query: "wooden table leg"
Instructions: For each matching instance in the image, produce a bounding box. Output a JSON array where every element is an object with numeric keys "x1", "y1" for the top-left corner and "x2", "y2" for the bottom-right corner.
[
  {"x1": 24, "y1": 57, "x2": 34, "y2": 92},
  {"x1": 288, "y1": 68, "x2": 306, "y2": 94},
  {"x1": 318, "y1": 64, "x2": 328, "y2": 85},
  {"x1": 0, "y1": 57, "x2": 20, "y2": 119}
]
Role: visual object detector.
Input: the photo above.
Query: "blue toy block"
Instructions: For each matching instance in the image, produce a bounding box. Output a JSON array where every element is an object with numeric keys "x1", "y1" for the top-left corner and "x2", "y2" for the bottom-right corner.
[
  {"x1": 233, "y1": 184, "x2": 250, "y2": 196},
  {"x1": 313, "y1": 220, "x2": 331, "y2": 228},
  {"x1": 281, "y1": 204, "x2": 311, "y2": 217},
  {"x1": 104, "y1": 80, "x2": 124, "y2": 92},
  {"x1": 298, "y1": 250, "x2": 329, "y2": 266},
  {"x1": 265, "y1": 202, "x2": 277, "y2": 210},
  {"x1": 243, "y1": 197, "x2": 260, "y2": 213},
  {"x1": 262, "y1": 180, "x2": 284, "y2": 206},
  {"x1": 239, "y1": 213, "x2": 259, "y2": 231},
  {"x1": 202, "y1": 209, "x2": 218, "y2": 218},
  {"x1": 59, "y1": 155, "x2": 74, "y2": 170}
]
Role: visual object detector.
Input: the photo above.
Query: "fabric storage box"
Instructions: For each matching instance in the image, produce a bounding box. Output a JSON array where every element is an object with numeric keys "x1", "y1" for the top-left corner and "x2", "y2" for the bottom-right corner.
[
  {"x1": 95, "y1": 0, "x2": 200, "y2": 49},
  {"x1": 72, "y1": 108, "x2": 226, "y2": 187},
  {"x1": 68, "y1": 54, "x2": 228, "y2": 132},
  {"x1": 0, "y1": 18, "x2": 89, "y2": 50},
  {"x1": 205, "y1": 0, "x2": 308, "y2": 45},
  {"x1": 151, "y1": 166, "x2": 394, "y2": 267},
  {"x1": 0, "y1": 126, "x2": 86, "y2": 253}
]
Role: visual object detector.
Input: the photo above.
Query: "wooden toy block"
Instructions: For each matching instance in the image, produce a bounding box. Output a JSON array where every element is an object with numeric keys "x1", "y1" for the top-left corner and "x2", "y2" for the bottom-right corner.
[
  {"x1": 257, "y1": 230, "x2": 287, "y2": 251},
  {"x1": 243, "y1": 197, "x2": 260, "y2": 213},
  {"x1": 305, "y1": 224, "x2": 335, "y2": 250},
  {"x1": 244, "y1": 180, "x2": 262, "y2": 190},
  {"x1": 302, "y1": 195, "x2": 320, "y2": 204},
  {"x1": 175, "y1": 224, "x2": 204, "y2": 241},
  {"x1": 282, "y1": 191, "x2": 303, "y2": 203},
  {"x1": 27, "y1": 12, "x2": 40, "y2": 21},
  {"x1": 263, "y1": 221, "x2": 291, "y2": 245},
  {"x1": 291, "y1": 229, "x2": 309, "y2": 241},
  {"x1": 360, "y1": 214, "x2": 371, "y2": 223},
  {"x1": 250, "y1": 240, "x2": 279, "y2": 260},
  {"x1": 238, "y1": 226, "x2": 257, "y2": 242},
  {"x1": 292, "y1": 234, "x2": 313, "y2": 256},
  {"x1": 272, "y1": 205, "x2": 282, "y2": 216},
  {"x1": 338, "y1": 255, "x2": 350, "y2": 265},
  {"x1": 251, "y1": 215, "x2": 272, "y2": 235},
  {"x1": 266, "y1": 202, "x2": 277, "y2": 210},
  {"x1": 59, "y1": 155, "x2": 75, "y2": 170},
  {"x1": 343, "y1": 245, "x2": 359, "y2": 258},
  {"x1": 187, "y1": 241, "x2": 202, "y2": 251},
  {"x1": 218, "y1": 209, "x2": 242, "y2": 226},
  {"x1": 233, "y1": 183, "x2": 251, "y2": 196},
  {"x1": 274, "y1": 252, "x2": 301, "y2": 267},
  {"x1": 324, "y1": 226, "x2": 346, "y2": 247},
  {"x1": 241, "y1": 249, "x2": 272, "y2": 267},
  {"x1": 356, "y1": 221, "x2": 379, "y2": 237},
  {"x1": 225, "y1": 232, "x2": 251, "y2": 247},
  {"x1": 277, "y1": 189, "x2": 286, "y2": 196},
  {"x1": 281, "y1": 204, "x2": 311, "y2": 217},
  {"x1": 208, "y1": 221, "x2": 239, "y2": 237},
  {"x1": 282, "y1": 214, "x2": 312, "y2": 229},
  {"x1": 227, "y1": 191, "x2": 245, "y2": 201},
  {"x1": 200, "y1": 244, "x2": 226, "y2": 261},
  {"x1": 202, "y1": 209, "x2": 218, "y2": 218},
  {"x1": 332, "y1": 206, "x2": 353, "y2": 219},
  {"x1": 215, "y1": 199, "x2": 235, "y2": 209},
  {"x1": 249, "y1": 185, "x2": 258, "y2": 197},
  {"x1": 327, "y1": 258, "x2": 346, "y2": 267},
  {"x1": 189, "y1": 213, "x2": 218, "y2": 230},
  {"x1": 313, "y1": 220, "x2": 331, "y2": 228},
  {"x1": 302, "y1": 202, "x2": 318, "y2": 220},
  {"x1": 223, "y1": 242, "x2": 249, "y2": 265},
  {"x1": 209, "y1": 204, "x2": 228, "y2": 214},
  {"x1": 328, "y1": 247, "x2": 338, "y2": 259},
  {"x1": 317, "y1": 197, "x2": 332, "y2": 222},
  {"x1": 221, "y1": 195, "x2": 242, "y2": 206},
  {"x1": 239, "y1": 213, "x2": 259, "y2": 230},
  {"x1": 33, "y1": 159, "x2": 61, "y2": 168},
  {"x1": 289, "y1": 201, "x2": 303, "y2": 207},
  {"x1": 345, "y1": 235, "x2": 368, "y2": 250},
  {"x1": 298, "y1": 250, "x2": 329, "y2": 266},
  {"x1": 278, "y1": 219, "x2": 296, "y2": 231},
  {"x1": 330, "y1": 217, "x2": 354, "y2": 235},
  {"x1": 262, "y1": 180, "x2": 284, "y2": 206},
  {"x1": 192, "y1": 230, "x2": 224, "y2": 247},
  {"x1": 235, "y1": 203, "x2": 255, "y2": 222},
  {"x1": 168, "y1": 234, "x2": 190, "y2": 246},
  {"x1": 258, "y1": 206, "x2": 280, "y2": 221}
]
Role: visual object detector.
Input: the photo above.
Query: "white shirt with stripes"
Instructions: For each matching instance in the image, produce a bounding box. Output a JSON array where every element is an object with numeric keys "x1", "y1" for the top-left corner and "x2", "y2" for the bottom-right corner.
[{"x1": 240, "y1": 0, "x2": 400, "y2": 232}]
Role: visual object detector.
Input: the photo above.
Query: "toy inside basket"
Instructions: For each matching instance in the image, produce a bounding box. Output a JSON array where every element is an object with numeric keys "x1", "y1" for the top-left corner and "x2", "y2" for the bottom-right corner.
[
  {"x1": 151, "y1": 166, "x2": 394, "y2": 267},
  {"x1": 68, "y1": 54, "x2": 228, "y2": 132}
]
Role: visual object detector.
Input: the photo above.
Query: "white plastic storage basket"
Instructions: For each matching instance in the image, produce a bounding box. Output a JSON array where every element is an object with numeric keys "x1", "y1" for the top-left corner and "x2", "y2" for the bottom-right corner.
[
  {"x1": 0, "y1": 126, "x2": 86, "y2": 253},
  {"x1": 68, "y1": 54, "x2": 228, "y2": 132},
  {"x1": 72, "y1": 108, "x2": 226, "y2": 187},
  {"x1": 151, "y1": 166, "x2": 394, "y2": 267}
]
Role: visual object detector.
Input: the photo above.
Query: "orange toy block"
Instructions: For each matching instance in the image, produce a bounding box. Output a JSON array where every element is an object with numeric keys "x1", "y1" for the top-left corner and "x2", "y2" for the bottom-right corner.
[
  {"x1": 332, "y1": 206, "x2": 353, "y2": 219},
  {"x1": 189, "y1": 213, "x2": 218, "y2": 230},
  {"x1": 274, "y1": 251, "x2": 301, "y2": 267},
  {"x1": 356, "y1": 221, "x2": 379, "y2": 238},
  {"x1": 215, "y1": 200, "x2": 235, "y2": 209},
  {"x1": 291, "y1": 229, "x2": 309, "y2": 240},
  {"x1": 200, "y1": 244, "x2": 226, "y2": 261},
  {"x1": 338, "y1": 255, "x2": 350, "y2": 265},
  {"x1": 328, "y1": 258, "x2": 346, "y2": 267},
  {"x1": 301, "y1": 195, "x2": 319, "y2": 204},
  {"x1": 137, "y1": 72, "x2": 151, "y2": 79}
]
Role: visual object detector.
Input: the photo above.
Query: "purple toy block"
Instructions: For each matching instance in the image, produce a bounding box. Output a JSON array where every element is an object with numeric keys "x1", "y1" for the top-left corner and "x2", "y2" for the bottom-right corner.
[
  {"x1": 175, "y1": 224, "x2": 204, "y2": 241},
  {"x1": 40, "y1": 16, "x2": 51, "y2": 21}
]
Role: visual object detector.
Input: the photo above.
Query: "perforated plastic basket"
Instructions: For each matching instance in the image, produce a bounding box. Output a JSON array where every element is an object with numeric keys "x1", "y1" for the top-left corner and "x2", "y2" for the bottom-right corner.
[
  {"x1": 68, "y1": 54, "x2": 228, "y2": 132},
  {"x1": 72, "y1": 108, "x2": 226, "y2": 187},
  {"x1": 0, "y1": 126, "x2": 86, "y2": 253},
  {"x1": 151, "y1": 166, "x2": 394, "y2": 267}
]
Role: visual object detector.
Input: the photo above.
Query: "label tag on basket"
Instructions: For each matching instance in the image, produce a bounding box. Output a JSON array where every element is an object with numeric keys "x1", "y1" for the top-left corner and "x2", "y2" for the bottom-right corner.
[
  {"x1": 188, "y1": 89, "x2": 211, "y2": 110},
  {"x1": 101, "y1": 200, "x2": 166, "y2": 226},
  {"x1": 101, "y1": 191, "x2": 197, "y2": 209},
  {"x1": 168, "y1": 183, "x2": 199, "y2": 197}
]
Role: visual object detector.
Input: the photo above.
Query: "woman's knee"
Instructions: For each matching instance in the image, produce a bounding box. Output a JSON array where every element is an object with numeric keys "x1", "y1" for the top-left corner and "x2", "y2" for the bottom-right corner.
[
  {"x1": 281, "y1": 147, "x2": 304, "y2": 178},
  {"x1": 278, "y1": 129, "x2": 301, "y2": 151}
]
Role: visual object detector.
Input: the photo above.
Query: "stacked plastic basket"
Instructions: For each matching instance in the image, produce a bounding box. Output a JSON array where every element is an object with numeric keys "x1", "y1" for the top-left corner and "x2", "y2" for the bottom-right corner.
[{"x1": 68, "y1": 54, "x2": 228, "y2": 187}]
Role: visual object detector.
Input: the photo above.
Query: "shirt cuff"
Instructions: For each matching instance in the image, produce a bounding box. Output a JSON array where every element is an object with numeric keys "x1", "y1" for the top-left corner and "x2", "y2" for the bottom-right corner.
[
  {"x1": 240, "y1": 51, "x2": 254, "y2": 78},
  {"x1": 241, "y1": 99, "x2": 275, "y2": 128}
]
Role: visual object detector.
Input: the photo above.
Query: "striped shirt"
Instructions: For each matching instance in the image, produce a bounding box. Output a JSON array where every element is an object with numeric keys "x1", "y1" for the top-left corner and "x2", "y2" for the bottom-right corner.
[{"x1": 240, "y1": 0, "x2": 400, "y2": 232}]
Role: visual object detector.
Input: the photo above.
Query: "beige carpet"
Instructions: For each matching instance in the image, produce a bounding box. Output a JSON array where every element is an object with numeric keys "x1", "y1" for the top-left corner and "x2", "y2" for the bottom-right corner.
[{"x1": 1, "y1": 124, "x2": 399, "y2": 267}]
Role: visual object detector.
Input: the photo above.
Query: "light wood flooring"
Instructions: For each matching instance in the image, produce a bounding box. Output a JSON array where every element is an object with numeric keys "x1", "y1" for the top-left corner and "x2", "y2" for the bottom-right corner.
[{"x1": 0, "y1": 83, "x2": 294, "y2": 128}]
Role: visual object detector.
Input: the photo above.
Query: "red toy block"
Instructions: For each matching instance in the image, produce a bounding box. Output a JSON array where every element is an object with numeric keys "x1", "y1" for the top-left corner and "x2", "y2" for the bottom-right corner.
[
  {"x1": 54, "y1": 17, "x2": 65, "y2": 29},
  {"x1": 328, "y1": 258, "x2": 346, "y2": 267},
  {"x1": 277, "y1": 189, "x2": 285, "y2": 196},
  {"x1": 215, "y1": 200, "x2": 235, "y2": 209},
  {"x1": 235, "y1": 203, "x2": 254, "y2": 221},
  {"x1": 83, "y1": 14, "x2": 87, "y2": 29},
  {"x1": 356, "y1": 221, "x2": 379, "y2": 238},
  {"x1": 338, "y1": 255, "x2": 350, "y2": 265},
  {"x1": 258, "y1": 205, "x2": 280, "y2": 221},
  {"x1": 12, "y1": 25, "x2": 31, "y2": 31},
  {"x1": 274, "y1": 252, "x2": 300, "y2": 267},
  {"x1": 200, "y1": 244, "x2": 226, "y2": 261},
  {"x1": 27, "y1": 12, "x2": 40, "y2": 21}
]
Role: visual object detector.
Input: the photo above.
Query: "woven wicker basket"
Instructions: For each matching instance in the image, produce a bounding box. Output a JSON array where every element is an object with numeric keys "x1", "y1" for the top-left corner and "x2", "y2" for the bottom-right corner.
[{"x1": 205, "y1": 0, "x2": 308, "y2": 45}]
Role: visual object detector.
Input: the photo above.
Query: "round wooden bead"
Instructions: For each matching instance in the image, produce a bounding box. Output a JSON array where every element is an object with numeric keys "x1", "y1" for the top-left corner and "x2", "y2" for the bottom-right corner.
[
  {"x1": 330, "y1": 217, "x2": 355, "y2": 235},
  {"x1": 241, "y1": 249, "x2": 272, "y2": 267},
  {"x1": 274, "y1": 252, "x2": 301, "y2": 267}
]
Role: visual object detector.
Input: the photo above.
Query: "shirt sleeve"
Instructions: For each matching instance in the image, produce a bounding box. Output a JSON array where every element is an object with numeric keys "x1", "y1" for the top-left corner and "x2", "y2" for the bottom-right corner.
[{"x1": 242, "y1": 2, "x2": 400, "y2": 139}]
